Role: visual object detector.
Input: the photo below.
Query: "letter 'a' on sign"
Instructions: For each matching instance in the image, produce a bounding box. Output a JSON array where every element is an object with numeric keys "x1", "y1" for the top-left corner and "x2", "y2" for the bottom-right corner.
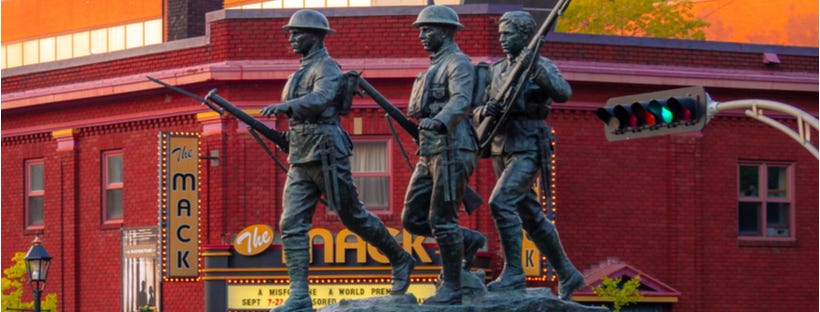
[{"x1": 596, "y1": 86, "x2": 714, "y2": 141}]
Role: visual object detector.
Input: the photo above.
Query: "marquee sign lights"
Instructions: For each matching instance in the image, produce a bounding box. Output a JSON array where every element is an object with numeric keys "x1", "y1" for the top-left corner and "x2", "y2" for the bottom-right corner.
[{"x1": 158, "y1": 131, "x2": 201, "y2": 281}]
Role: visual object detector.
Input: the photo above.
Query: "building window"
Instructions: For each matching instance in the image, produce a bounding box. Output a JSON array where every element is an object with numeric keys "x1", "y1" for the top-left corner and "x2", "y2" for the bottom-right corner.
[
  {"x1": 738, "y1": 162, "x2": 794, "y2": 239},
  {"x1": 350, "y1": 139, "x2": 390, "y2": 211},
  {"x1": 25, "y1": 159, "x2": 45, "y2": 228},
  {"x1": 104, "y1": 151, "x2": 124, "y2": 222}
]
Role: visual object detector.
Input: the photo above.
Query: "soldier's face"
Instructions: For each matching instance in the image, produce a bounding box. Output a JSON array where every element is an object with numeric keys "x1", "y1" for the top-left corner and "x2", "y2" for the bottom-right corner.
[
  {"x1": 289, "y1": 29, "x2": 319, "y2": 55},
  {"x1": 498, "y1": 22, "x2": 526, "y2": 56},
  {"x1": 418, "y1": 25, "x2": 446, "y2": 52}
]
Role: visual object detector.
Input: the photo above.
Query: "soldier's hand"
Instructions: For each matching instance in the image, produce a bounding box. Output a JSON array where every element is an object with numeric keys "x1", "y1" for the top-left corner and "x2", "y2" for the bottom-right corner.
[
  {"x1": 261, "y1": 103, "x2": 290, "y2": 117},
  {"x1": 419, "y1": 118, "x2": 445, "y2": 132},
  {"x1": 482, "y1": 100, "x2": 503, "y2": 118}
]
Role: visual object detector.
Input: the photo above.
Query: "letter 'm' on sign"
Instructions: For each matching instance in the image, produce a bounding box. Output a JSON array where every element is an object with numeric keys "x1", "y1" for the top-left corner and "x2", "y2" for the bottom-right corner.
[
  {"x1": 172, "y1": 173, "x2": 196, "y2": 191},
  {"x1": 159, "y1": 132, "x2": 200, "y2": 278}
]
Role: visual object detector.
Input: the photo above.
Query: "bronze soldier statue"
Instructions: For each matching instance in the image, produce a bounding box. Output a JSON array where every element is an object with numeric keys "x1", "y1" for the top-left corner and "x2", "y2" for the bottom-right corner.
[
  {"x1": 474, "y1": 11, "x2": 585, "y2": 300},
  {"x1": 401, "y1": 5, "x2": 485, "y2": 305},
  {"x1": 261, "y1": 9, "x2": 415, "y2": 312}
]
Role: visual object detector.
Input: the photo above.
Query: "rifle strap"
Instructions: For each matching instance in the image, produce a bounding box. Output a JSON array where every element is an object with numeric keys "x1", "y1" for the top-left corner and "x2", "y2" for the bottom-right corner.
[
  {"x1": 248, "y1": 127, "x2": 289, "y2": 174},
  {"x1": 441, "y1": 137, "x2": 456, "y2": 203},
  {"x1": 385, "y1": 114, "x2": 415, "y2": 171},
  {"x1": 319, "y1": 140, "x2": 342, "y2": 212}
]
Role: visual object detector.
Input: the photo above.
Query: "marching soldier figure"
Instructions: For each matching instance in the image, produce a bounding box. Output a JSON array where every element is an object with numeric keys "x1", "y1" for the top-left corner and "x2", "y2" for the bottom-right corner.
[
  {"x1": 474, "y1": 11, "x2": 585, "y2": 300},
  {"x1": 261, "y1": 9, "x2": 415, "y2": 312},
  {"x1": 401, "y1": 5, "x2": 486, "y2": 305}
]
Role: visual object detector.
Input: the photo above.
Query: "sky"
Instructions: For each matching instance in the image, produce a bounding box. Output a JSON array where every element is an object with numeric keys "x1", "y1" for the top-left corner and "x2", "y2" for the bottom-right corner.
[{"x1": 691, "y1": 0, "x2": 819, "y2": 47}]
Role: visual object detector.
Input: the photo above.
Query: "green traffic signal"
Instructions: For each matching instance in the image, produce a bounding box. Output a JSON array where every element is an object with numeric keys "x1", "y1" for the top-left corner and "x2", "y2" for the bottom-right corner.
[{"x1": 649, "y1": 99, "x2": 675, "y2": 124}]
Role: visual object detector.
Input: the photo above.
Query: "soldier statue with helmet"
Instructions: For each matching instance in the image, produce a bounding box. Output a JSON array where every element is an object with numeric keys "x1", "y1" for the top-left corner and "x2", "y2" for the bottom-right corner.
[
  {"x1": 261, "y1": 9, "x2": 415, "y2": 312},
  {"x1": 400, "y1": 5, "x2": 486, "y2": 306}
]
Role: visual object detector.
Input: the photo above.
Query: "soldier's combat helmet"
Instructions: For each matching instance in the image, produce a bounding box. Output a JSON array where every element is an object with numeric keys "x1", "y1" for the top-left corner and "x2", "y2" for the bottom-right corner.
[
  {"x1": 283, "y1": 9, "x2": 336, "y2": 34},
  {"x1": 412, "y1": 5, "x2": 464, "y2": 30}
]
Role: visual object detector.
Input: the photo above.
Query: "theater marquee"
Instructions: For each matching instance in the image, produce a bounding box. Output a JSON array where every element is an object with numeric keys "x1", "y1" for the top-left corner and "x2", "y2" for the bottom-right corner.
[
  {"x1": 203, "y1": 225, "x2": 548, "y2": 311},
  {"x1": 158, "y1": 132, "x2": 200, "y2": 280}
]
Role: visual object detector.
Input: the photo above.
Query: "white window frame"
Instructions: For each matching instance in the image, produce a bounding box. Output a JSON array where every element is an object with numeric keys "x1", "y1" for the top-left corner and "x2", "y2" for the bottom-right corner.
[
  {"x1": 738, "y1": 161, "x2": 795, "y2": 241},
  {"x1": 103, "y1": 150, "x2": 124, "y2": 223},
  {"x1": 25, "y1": 159, "x2": 45, "y2": 229},
  {"x1": 350, "y1": 137, "x2": 392, "y2": 212}
]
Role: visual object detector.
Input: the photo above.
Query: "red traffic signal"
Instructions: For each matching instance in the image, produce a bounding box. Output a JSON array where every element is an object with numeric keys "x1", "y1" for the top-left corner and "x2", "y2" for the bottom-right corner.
[{"x1": 596, "y1": 86, "x2": 713, "y2": 141}]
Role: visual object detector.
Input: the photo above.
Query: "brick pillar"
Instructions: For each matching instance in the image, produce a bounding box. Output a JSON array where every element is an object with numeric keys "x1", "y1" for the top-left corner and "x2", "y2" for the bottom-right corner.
[
  {"x1": 52, "y1": 128, "x2": 81, "y2": 312},
  {"x1": 164, "y1": 0, "x2": 222, "y2": 41}
]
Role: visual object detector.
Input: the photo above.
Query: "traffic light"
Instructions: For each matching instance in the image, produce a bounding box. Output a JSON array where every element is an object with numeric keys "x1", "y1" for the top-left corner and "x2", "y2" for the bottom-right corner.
[{"x1": 596, "y1": 86, "x2": 713, "y2": 141}]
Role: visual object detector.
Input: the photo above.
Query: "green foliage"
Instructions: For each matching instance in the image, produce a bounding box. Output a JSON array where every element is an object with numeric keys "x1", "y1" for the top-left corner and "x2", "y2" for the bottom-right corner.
[
  {"x1": 592, "y1": 275, "x2": 642, "y2": 312},
  {"x1": 557, "y1": 0, "x2": 710, "y2": 40},
  {"x1": 2, "y1": 251, "x2": 59, "y2": 312}
]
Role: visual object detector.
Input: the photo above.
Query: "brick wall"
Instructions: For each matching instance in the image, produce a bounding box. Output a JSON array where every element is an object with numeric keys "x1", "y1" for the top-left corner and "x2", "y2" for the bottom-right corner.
[
  {"x1": 2, "y1": 5, "x2": 817, "y2": 312},
  {"x1": 165, "y1": 0, "x2": 223, "y2": 40}
]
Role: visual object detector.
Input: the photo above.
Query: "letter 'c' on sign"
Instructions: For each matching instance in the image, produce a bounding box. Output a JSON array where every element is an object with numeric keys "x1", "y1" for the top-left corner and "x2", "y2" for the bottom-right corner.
[{"x1": 233, "y1": 224, "x2": 274, "y2": 256}]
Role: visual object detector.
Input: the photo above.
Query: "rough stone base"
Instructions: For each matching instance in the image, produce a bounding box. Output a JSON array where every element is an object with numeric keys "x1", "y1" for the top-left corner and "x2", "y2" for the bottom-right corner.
[{"x1": 317, "y1": 287, "x2": 610, "y2": 312}]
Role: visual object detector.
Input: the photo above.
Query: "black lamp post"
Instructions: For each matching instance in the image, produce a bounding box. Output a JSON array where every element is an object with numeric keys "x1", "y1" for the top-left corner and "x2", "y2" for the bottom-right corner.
[{"x1": 24, "y1": 236, "x2": 51, "y2": 312}]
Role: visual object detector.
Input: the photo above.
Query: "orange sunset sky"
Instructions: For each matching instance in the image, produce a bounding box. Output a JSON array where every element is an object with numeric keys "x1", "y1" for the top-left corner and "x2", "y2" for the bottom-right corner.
[{"x1": 691, "y1": 0, "x2": 819, "y2": 47}]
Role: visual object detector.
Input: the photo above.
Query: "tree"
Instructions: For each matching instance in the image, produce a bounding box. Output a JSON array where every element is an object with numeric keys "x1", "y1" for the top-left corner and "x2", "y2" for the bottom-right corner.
[
  {"x1": 593, "y1": 275, "x2": 642, "y2": 312},
  {"x1": 2, "y1": 252, "x2": 59, "y2": 312},
  {"x1": 556, "y1": 0, "x2": 710, "y2": 40}
]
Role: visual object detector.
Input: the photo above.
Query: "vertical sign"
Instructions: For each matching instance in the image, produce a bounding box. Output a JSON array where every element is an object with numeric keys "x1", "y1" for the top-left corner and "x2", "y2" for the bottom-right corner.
[
  {"x1": 522, "y1": 233, "x2": 541, "y2": 276},
  {"x1": 122, "y1": 227, "x2": 161, "y2": 312},
  {"x1": 159, "y1": 132, "x2": 200, "y2": 279}
]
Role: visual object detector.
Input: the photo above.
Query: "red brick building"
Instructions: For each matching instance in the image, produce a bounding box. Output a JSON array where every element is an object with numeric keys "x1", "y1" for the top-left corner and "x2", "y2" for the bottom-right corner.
[{"x1": 2, "y1": 5, "x2": 817, "y2": 312}]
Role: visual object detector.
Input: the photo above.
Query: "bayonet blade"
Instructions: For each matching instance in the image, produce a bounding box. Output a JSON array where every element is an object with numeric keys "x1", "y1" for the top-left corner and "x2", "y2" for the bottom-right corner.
[{"x1": 146, "y1": 76, "x2": 223, "y2": 114}]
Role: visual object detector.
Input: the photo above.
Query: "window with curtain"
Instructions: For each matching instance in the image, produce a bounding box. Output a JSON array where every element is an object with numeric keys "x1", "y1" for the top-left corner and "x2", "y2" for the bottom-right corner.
[
  {"x1": 26, "y1": 159, "x2": 45, "y2": 228},
  {"x1": 350, "y1": 140, "x2": 390, "y2": 211},
  {"x1": 738, "y1": 162, "x2": 794, "y2": 239},
  {"x1": 104, "y1": 151, "x2": 124, "y2": 222}
]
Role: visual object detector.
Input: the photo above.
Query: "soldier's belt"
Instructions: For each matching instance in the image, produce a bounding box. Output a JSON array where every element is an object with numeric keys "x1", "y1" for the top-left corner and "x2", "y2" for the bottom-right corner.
[{"x1": 290, "y1": 119, "x2": 339, "y2": 126}]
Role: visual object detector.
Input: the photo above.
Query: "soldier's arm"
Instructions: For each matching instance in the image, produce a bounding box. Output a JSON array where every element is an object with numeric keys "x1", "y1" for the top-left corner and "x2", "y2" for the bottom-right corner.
[
  {"x1": 532, "y1": 57, "x2": 571, "y2": 103},
  {"x1": 433, "y1": 58, "x2": 474, "y2": 131},
  {"x1": 286, "y1": 62, "x2": 343, "y2": 120},
  {"x1": 472, "y1": 64, "x2": 495, "y2": 122}
]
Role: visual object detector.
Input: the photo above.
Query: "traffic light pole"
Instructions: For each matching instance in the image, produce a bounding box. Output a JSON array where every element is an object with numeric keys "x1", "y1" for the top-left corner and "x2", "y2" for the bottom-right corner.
[{"x1": 708, "y1": 99, "x2": 819, "y2": 159}]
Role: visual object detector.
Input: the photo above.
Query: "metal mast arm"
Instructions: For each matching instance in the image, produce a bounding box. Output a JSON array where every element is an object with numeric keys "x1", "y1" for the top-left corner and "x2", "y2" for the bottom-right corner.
[{"x1": 709, "y1": 99, "x2": 819, "y2": 159}]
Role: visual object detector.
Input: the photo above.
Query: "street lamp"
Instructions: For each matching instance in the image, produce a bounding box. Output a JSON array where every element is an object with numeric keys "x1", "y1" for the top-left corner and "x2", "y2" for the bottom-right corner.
[{"x1": 24, "y1": 236, "x2": 51, "y2": 312}]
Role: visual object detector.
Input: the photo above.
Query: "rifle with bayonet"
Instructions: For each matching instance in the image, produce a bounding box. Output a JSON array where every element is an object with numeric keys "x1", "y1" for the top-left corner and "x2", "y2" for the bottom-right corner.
[
  {"x1": 355, "y1": 75, "x2": 484, "y2": 214},
  {"x1": 475, "y1": 0, "x2": 571, "y2": 157},
  {"x1": 144, "y1": 76, "x2": 362, "y2": 206},
  {"x1": 204, "y1": 89, "x2": 290, "y2": 153},
  {"x1": 146, "y1": 75, "x2": 290, "y2": 153}
]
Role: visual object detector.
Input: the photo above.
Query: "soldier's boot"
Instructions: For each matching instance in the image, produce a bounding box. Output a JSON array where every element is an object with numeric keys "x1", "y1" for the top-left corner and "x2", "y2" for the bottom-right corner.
[
  {"x1": 271, "y1": 240, "x2": 312, "y2": 312},
  {"x1": 423, "y1": 233, "x2": 463, "y2": 305},
  {"x1": 487, "y1": 224, "x2": 526, "y2": 292},
  {"x1": 368, "y1": 228, "x2": 416, "y2": 295},
  {"x1": 531, "y1": 227, "x2": 585, "y2": 301},
  {"x1": 461, "y1": 228, "x2": 486, "y2": 272}
]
